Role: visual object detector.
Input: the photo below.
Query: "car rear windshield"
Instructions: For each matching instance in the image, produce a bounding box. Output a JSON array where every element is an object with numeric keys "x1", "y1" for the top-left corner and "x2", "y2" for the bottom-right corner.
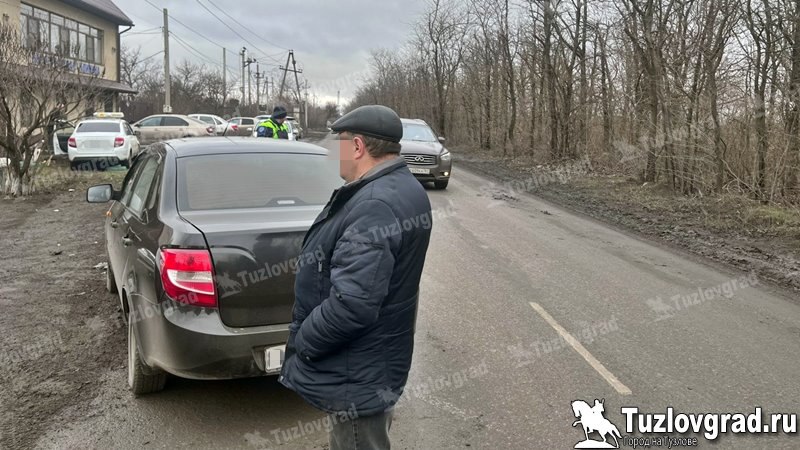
[
  {"x1": 76, "y1": 122, "x2": 120, "y2": 133},
  {"x1": 177, "y1": 153, "x2": 342, "y2": 211}
]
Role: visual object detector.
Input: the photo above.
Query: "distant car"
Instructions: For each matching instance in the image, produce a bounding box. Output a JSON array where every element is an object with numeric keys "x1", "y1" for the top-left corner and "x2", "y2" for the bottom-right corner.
[
  {"x1": 52, "y1": 119, "x2": 76, "y2": 155},
  {"x1": 86, "y1": 137, "x2": 343, "y2": 395},
  {"x1": 400, "y1": 118, "x2": 452, "y2": 189},
  {"x1": 289, "y1": 120, "x2": 303, "y2": 140},
  {"x1": 132, "y1": 115, "x2": 214, "y2": 145},
  {"x1": 64, "y1": 113, "x2": 141, "y2": 169},
  {"x1": 188, "y1": 114, "x2": 236, "y2": 136},
  {"x1": 228, "y1": 117, "x2": 257, "y2": 137}
]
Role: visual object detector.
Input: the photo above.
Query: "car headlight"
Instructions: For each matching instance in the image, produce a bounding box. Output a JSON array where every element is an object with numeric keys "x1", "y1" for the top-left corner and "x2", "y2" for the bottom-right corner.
[{"x1": 440, "y1": 150, "x2": 451, "y2": 161}]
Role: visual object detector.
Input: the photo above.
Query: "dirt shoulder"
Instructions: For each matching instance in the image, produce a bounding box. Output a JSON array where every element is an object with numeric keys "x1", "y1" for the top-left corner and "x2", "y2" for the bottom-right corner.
[
  {"x1": 0, "y1": 161, "x2": 127, "y2": 449},
  {"x1": 455, "y1": 152, "x2": 800, "y2": 293}
]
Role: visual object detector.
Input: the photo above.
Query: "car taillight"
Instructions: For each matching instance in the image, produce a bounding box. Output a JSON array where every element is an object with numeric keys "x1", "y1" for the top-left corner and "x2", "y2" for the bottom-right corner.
[
  {"x1": 158, "y1": 248, "x2": 218, "y2": 307},
  {"x1": 68, "y1": 137, "x2": 76, "y2": 148},
  {"x1": 206, "y1": 126, "x2": 215, "y2": 134},
  {"x1": 114, "y1": 137, "x2": 125, "y2": 147},
  {"x1": 231, "y1": 124, "x2": 238, "y2": 131}
]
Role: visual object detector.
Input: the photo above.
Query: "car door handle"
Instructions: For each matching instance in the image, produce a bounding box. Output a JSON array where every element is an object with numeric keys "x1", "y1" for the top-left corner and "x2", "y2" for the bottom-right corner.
[
  {"x1": 110, "y1": 220, "x2": 119, "y2": 229},
  {"x1": 122, "y1": 237, "x2": 133, "y2": 247}
]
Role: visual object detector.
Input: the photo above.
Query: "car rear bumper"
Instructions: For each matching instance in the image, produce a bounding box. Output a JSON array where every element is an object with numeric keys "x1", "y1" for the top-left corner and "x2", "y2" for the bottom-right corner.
[
  {"x1": 133, "y1": 298, "x2": 290, "y2": 380},
  {"x1": 69, "y1": 147, "x2": 129, "y2": 162}
]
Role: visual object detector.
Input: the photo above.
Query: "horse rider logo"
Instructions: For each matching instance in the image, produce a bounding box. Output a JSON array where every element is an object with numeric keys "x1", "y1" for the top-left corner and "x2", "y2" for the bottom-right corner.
[
  {"x1": 571, "y1": 398, "x2": 622, "y2": 448},
  {"x1": 216, "y1": 272, "x2": 243, "y2": 298}
]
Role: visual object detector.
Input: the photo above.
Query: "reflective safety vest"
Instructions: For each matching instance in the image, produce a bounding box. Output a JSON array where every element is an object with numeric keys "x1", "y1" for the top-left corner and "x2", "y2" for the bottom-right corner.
[{"x1": 256, "y1": 119, "x2": 289, "y2": 139}]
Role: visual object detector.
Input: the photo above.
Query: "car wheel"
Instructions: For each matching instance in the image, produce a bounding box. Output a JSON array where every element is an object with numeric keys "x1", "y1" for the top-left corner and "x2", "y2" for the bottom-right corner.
[
  {"x1": 434, "y1": 180, "x2": 449, "y2": 190},
  {"x1": 127, "y1": 310, "x2": 167, "y2": 395},
  {"x1": 106, "y1": 259, "x2": 118, "y2": 294}
]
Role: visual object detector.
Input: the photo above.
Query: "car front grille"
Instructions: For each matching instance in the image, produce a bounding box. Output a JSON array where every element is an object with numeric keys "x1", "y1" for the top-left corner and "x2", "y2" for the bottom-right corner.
[{"x1": 403, "y1": 154, "x2": 437, "y2": 165}]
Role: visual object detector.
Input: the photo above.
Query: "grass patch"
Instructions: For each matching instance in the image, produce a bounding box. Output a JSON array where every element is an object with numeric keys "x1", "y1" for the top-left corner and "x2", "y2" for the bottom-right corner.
[{"x1": 28, "y1": 159, "x2": 127, "y2": 195}]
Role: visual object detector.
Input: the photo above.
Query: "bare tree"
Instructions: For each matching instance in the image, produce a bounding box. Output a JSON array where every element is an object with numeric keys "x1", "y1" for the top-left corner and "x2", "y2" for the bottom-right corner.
[
  {"x1": 0, "y1": 24, "x2": 102, "y2": 196},
  {"x1": 415, "y1": 0, "x2": 470, "y2": 136},
  {"x1": 744, "y1": 0, "x2": 776, "y2": 201}
]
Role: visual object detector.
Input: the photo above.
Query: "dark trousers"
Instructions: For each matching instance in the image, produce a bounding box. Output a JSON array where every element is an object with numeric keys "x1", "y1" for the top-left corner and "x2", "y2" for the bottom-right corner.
[{"x1": 329, "y1": 409, "x2": 394, "y2": 450}]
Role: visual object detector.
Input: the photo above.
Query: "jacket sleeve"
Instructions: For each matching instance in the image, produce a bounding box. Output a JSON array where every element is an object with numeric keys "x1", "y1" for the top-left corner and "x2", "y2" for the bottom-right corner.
[{"x1": 294, "y1": 199, "x2": 400, "y2": 361}]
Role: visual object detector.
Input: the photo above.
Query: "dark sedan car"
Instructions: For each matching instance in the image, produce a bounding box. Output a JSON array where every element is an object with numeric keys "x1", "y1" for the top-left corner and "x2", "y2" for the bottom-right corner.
[
  {"x1": 87, "y1": 138, "x2": 342, "y2": 395},
  {"x1": 400, "y1": 118, "x2": 452, "y2": 189}
]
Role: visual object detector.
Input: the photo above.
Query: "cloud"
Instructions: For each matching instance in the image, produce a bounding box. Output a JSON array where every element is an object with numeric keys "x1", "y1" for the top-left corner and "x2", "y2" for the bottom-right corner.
[{"x1": 120, "y1": 0, "x2": 426, "y2": 103}]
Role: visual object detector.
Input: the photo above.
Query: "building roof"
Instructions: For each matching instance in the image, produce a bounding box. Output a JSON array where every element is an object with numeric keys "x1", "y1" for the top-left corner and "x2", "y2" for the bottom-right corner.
[{"x1": 62, "y1": 0, "x2": 134, "y2": 26}]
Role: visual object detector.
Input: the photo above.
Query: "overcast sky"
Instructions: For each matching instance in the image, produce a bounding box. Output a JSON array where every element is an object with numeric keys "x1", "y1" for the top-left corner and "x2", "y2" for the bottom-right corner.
[{"x1": 121, "y1": 0, "x2": 426, "y2": 106}]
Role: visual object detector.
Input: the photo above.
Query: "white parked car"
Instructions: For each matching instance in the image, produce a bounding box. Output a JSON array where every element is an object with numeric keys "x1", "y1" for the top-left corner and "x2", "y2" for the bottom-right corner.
[
  {"x1": 188, "y1": 113, "x2": 236, "y2": 136},
  {"x1": 65, "y1": 113, "x2": 141, "y2": 170}
]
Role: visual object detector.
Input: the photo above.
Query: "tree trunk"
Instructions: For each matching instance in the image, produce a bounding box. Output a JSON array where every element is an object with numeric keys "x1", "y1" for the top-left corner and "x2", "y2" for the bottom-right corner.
[{"x1": 785, "y1": 0, "x2": 800, "y2": 199}]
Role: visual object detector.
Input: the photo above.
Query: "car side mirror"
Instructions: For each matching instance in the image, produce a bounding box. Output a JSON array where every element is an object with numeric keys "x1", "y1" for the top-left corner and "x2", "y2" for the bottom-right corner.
[
  {"x1": 438, "y1": 136, "x2": 446, "y2": 143},
  {"x1": 87, "y1": 184, "x2": 114, "y2": 203}
]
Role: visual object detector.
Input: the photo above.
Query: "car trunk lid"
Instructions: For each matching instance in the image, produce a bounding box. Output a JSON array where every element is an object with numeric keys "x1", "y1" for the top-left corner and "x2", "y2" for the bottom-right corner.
[{"x1": 178, "y1": 206, "x2": 321, "y2": 328}]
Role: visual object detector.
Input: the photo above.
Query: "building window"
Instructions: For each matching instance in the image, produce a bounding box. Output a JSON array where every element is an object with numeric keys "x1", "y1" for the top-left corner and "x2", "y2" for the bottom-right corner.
[{"x1": 20, "y1": 3, "x2": 104, "y2": 65}]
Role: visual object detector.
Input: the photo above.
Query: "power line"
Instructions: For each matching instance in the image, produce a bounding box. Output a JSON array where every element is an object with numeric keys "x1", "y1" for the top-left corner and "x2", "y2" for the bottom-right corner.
[
  {"x1": 126, "y1": 27, "x2": 162, "y2": 35},
  {"x1": 204, "y1": 0, "x2": 290, "y2": 54},
  {"x1": 170, "y1": 31, "x2": 219, "y2": 67},
  {"x1": 140, "y1": 50, "x2": 164, "y2": 62},
  {"x1": 143, "y1": 0, "x2": 223, "y2": 49},
  {"x1": 195, "y1": 0, "x2": 284, "y2": 64}
]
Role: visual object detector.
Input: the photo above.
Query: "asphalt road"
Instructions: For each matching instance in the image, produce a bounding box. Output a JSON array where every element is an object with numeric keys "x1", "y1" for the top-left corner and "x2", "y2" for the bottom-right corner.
[{"x1": 33, "y1": 135, "x2": 800, "y2": 449}]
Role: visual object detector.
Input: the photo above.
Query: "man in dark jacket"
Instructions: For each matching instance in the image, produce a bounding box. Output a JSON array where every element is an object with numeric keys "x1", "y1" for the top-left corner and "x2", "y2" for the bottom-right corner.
[{"x1": 279, "y1": 105, "x2": 432, "y2": 449}]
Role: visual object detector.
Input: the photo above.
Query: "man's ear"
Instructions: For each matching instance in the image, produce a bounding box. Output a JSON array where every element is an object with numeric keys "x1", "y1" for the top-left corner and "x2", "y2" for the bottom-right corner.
[{"x1": 353, "y1": 135, "x2": 367, "y2": 160}]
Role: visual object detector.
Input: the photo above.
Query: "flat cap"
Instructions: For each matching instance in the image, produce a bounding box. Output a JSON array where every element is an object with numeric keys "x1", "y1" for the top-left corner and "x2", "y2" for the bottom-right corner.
[{"x1": 331, "y1": 105, "x2": 403, "y2": 143}]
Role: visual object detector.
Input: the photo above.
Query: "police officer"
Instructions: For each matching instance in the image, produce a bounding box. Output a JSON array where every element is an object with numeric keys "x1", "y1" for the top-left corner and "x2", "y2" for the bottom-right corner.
[
  {"x1": 280, "y1": 105, "x2": 433, "y2": 450},
  {"x1": 256, "y1": 106, "x2": 289, "y2": 139}
]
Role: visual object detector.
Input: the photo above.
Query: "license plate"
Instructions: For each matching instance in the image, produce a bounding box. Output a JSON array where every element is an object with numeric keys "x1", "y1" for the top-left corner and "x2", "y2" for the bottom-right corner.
[
  {"x1": 264, "y1": 345, "x2": 286, "y2": 373},
  {"x1": 409, "y1": 168, "x2": 430, "y2": 175}
]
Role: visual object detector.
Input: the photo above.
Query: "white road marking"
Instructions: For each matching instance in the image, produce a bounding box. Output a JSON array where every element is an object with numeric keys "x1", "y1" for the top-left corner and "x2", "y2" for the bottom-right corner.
[{"x1": 529, "y1": 302, "x2": 632, "y2": 395}]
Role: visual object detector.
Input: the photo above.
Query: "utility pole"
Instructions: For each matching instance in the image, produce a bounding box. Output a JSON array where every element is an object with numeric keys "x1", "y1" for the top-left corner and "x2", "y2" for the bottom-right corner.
[
  {"x1": 263, "y1": 76, "x2": 272, "y2": 103},
  {"x1": 278, "y1": 50, "x2": 303, "y2": 103},
  {"x1": 255, "y1": 64, "x2": 263, "y2": 110},
  {"x1": 162, "y1": 9, "x2": 171, "y2": 113},
  {"x1": 244, "y1": 55, "x2": 257, "y2": 106},
  {"x1": 303, "y1": 80, "x2": 309, "y2": 129},
  {"x1": 222, "y1": 48, "x2": 227, "y2": 113},
  {"x1": 240, "y1": 47, "x2": 246, "y2": 104}
]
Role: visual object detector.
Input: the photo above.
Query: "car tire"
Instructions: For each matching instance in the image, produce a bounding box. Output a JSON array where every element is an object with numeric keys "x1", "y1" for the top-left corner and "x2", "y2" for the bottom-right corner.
[
  {"x1": 106, "y1": 259, "x2": 118, "y2": 295},
  {"x1": 434, "y1": 180, "x2": 449, "y2": 190},
  {"x1": 127, "y1": 310, "x2": 167, "y2": 396}
]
